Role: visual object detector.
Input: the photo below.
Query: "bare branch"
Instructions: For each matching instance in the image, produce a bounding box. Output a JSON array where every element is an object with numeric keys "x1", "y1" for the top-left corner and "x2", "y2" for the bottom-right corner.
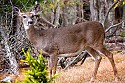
[
  {"x1": 103, "y1": 0, "x2": 119, "y2": 27},
  {"x1": 39, "y1": 17, "x2": 56, "y2": 28},
  {"x1": 105, "y1": 21, "x2": 123, "y2": 33}
]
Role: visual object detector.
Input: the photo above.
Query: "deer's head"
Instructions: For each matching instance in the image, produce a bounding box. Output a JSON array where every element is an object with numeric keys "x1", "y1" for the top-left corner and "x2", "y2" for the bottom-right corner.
[
  {"x1": 14, "y1": 2, "x2": 40, "y2": 30},
  {"x1": 14, "y1": 7, "x2": 35, "y2": 30}
]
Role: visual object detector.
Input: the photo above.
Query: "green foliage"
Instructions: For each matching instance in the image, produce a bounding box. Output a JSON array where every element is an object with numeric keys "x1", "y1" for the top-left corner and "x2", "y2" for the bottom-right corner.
[
  {"x1": 12, "y1": 0, "x2": 43, "y2": 10},
  {"x1": 20, "y1": 49, "x2": 57, "y2": 83},
  {"x1": 39, "y1": 0, "x2": 83, "y2": 14},
  {"x1": 0, "y1": 0, "x2": 43, "y2": 12},
  {"x1": 114, "y1": 0, "x2": 125, "y2": 8}
]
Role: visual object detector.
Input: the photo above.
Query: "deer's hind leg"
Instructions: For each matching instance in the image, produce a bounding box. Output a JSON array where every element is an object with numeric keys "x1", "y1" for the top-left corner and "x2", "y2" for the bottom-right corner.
[
  {"x1": 85, "y1": 46, "x2": 102, "y2": 82},
  {"x1": 97, "y1": 47, "x2": 119, "y2": 81}
]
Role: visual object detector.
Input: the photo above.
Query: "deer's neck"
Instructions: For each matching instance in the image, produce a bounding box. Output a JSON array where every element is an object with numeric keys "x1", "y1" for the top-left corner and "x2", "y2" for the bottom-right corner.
[{"x1": 25, "y1": 25, "x2": 38, "y2": 44}]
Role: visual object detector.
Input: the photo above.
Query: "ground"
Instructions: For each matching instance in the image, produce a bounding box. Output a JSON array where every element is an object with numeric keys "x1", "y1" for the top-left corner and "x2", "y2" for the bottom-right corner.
[
  {"x1": 1, "y1": 51, "x2": 125, "y2": 83},
  {"x1": 55, "y1": 51, "x2": 125, "y2": 83}
]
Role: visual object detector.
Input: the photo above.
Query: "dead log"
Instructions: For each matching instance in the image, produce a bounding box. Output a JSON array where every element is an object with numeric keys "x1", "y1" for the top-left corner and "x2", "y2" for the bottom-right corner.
[{"x1": 64, "y1": 51, "x2": 89, "y2": 69}]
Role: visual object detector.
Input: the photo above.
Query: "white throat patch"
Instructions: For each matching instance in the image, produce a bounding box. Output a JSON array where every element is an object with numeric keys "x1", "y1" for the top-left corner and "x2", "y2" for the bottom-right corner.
[{"x1": 24, "y1": 24, "x2": 30, "y2": 30}]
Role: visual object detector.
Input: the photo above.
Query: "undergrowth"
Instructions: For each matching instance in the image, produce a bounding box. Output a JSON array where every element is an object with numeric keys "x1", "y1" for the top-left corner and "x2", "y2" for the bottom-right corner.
[{"x1": 16, "y1": 49, "x2": 57, "y2": 83}]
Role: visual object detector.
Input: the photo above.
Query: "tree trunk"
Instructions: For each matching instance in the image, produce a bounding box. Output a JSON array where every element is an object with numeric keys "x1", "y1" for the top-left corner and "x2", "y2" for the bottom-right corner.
[
  {"x1": 0, "y1": 21, "x2": 19, "y2": 75},
  {"x1": 61, "y1": 0, "x2": 78, "y2": 26},
  {"x1": 122, "y1": 5, "x2": 125, "y2": 23},
  {"x1": 90, "y1": 0, "x2": 116, "y2": 29},
  {"x1": 99, "y1": 0, "x2": 105, "y2": 23},
  {"x1": 105, "y1": 0, "x2": 116, "y2": 36},
  {"x1": 50, "y1": 0, "x2": 60, "y2": 27},
  {"x1": 90, "y1": 0, "x2": 99, "y2": 21},
  {"x1": 76, "y1": 0, "x2": 84, "y2": 23},
  {"x1": 53, "y1": 4, "x2": 61, "y2": 27},
  {"x1": 106, "y1": 0, "x2": 115, "y2": 28},
  {"x1": 61, "y1": 4, "x2": 69, "y2": 26}
]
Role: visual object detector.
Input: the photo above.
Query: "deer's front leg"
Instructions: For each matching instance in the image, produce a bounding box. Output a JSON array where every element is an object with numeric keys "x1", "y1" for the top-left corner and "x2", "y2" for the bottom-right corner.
[{"x1": 48, "y1": 53, "x2": 58, "y2": 78}]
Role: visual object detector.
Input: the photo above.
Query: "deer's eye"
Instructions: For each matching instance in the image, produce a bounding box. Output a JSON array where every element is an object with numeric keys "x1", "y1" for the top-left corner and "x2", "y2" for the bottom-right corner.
[
  {"x1": 23, "y1": 16, "x2": 26, "y2": 18},
  {"x1": 31, "y1": 15, "x2": 34, "y2": 18}
]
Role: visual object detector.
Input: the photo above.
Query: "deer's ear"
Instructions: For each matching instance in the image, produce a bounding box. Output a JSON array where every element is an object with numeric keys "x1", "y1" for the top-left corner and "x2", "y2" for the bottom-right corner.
[
  {"x1": 13, "y1": 6, "x2": 23, "y2": 16},
  {"x1": 30, "y1": 1, "x2": 41, "y2": 16}
]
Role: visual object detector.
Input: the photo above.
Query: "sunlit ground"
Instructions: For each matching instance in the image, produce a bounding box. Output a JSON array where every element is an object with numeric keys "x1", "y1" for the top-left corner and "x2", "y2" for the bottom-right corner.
[
  {"x1": 56, "y1": 52, "x2": 125, "y2": 83},
  {"x1": 1, "y1": 51, "x2": 125, "y2": 83}
]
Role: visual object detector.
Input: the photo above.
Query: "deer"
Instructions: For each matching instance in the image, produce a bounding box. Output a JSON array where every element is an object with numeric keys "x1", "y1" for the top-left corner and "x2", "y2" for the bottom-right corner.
[{"x1": 15, "y1": 7, "x2": 119, "y2": 82}]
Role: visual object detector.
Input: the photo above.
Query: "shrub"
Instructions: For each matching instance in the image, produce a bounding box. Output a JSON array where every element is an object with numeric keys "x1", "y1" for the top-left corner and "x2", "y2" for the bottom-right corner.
[{"x1": 20, "y1": 49, "x2": 57, "y2": 83}]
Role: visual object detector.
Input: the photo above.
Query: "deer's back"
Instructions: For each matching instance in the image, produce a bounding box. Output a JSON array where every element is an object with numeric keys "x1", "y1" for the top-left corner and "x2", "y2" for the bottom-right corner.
[{"x1": 36, "y1": 21, "x2": 105, "y2": 54}]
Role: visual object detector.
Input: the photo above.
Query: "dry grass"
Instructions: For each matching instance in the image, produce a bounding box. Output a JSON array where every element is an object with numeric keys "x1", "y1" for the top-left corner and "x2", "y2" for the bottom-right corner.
[
  {"x1": 1, "y1": 52, "x2": 125, "y2": 83},
  {"x1": 56, "y1": 52, "x2": 125, "y2": 83}
]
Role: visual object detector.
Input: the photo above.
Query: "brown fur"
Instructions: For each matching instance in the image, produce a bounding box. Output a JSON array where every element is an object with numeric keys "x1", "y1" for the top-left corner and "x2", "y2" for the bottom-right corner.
[{"x1": 27, "y1": 22, "x2": 104, "y2": 54}]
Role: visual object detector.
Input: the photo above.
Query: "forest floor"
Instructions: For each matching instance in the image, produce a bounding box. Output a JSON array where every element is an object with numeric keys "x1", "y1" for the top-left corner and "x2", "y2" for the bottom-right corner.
[
  {"x1": 56, "y1": 51, "x2": 125, "y2": 83},
  {"x1": 1, "y1": 51, "x2": 125, "y2": 83}
]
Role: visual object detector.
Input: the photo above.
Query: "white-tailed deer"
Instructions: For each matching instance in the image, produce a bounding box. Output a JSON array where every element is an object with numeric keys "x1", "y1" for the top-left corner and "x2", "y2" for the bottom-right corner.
[{"x1": 15, "y1": 7, "x2": 119, "y2": 82}]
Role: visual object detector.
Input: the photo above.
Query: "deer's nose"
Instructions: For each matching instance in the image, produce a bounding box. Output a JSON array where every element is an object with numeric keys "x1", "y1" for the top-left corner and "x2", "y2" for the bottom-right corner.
[{"x1": 28, "y1": 21, "x2": 33, "y2": 24}]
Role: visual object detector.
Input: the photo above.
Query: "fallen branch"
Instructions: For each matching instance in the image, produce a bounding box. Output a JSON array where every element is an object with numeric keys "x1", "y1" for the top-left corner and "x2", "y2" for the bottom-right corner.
[
  {"x1": 106, "y1": 34, "x2": 125, "y2": 38},
  {"x1": 64, "y1": 51, "x2": 88, "y2": 70}
]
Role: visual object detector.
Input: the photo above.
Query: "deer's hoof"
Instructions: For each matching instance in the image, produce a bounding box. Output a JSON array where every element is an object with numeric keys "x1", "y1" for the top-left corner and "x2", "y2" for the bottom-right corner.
[
  {"x1": 115, "y1": 77, "x2": 120, "y2": 82},
  {"x1": 90, "y1": 78, "x2": 95, "y2": 83}
]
